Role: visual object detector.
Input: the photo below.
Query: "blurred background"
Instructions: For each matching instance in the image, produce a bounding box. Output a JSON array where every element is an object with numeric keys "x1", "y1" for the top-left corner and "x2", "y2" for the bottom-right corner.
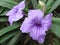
[{"x1": 0, "y1": 0, "x2": 60, "y2": 45}]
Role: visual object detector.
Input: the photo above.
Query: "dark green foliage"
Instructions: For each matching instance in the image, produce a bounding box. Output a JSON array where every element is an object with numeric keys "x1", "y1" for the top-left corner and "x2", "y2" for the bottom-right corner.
[{"x1": 0, "y1": 0, "x2": 60, "y2": 45}]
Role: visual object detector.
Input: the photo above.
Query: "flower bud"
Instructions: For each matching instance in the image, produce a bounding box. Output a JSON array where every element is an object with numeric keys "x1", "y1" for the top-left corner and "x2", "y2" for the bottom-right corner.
[{"x1": 38, "y1": 1, "x2": 46, "y2": 12}]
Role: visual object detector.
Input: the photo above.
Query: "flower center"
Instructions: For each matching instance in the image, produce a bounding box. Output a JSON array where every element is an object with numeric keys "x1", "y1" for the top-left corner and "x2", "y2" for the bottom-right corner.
[
  {"x1": 35, "y1": 21, "x2": 41, "y2": 27},
  {"x1": 31, "y1": 17, "x2": 42, "y2": 27}
]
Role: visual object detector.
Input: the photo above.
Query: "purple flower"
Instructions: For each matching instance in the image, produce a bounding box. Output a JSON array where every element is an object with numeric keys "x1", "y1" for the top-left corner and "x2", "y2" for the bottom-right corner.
[
  {"x1": 20, "y1": 10, "x2": 53, "y2": 43},
  {"x1": 6, "y1": 0, "x2": 25, "y2": 25}
]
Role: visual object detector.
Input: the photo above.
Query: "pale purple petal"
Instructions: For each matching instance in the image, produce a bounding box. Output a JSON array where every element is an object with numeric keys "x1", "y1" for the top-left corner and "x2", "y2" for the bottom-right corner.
[
  {"x1": 30, "y1": 26, "x2": 46, "y2": 40},
  {"x1": 13, "y1": 10, "x2": 23, "y2": 21},
  {"x1": 18, "y1": 0, "x2": 25, "y2": 10},
  {"x1": 6, "y1": 6, "x2": 18, "y2": 16},
  {"x1": 28, "y1": 10, "x2": 44, "y2": 19},
  {"x1": 41, "y1": 13, "x2": 53, "y2": 31},
  {"x1": 8, "y1": 15, "x2": 14, "y2": 25},
  {"x1": 6, "y1": 0, "x2": 25, "y2": 16},
  {"x1": 8, "y1": 10, "x2": 23, "y2": 25},
  {"x1": 20, "y1": 18, "x2": 33, "y2": 33},
  {"x1": 20, "y1": 10, "x2": 52, "y2": 43},
  {"x1": 29, "y1": 26, "x2": 39, "y2": 40},
  {"x1": 38, "y1": 34, "x2": 46, "y2": 43},
  {"x1": 6, "y1": 0, "x2": 25, "y2": 25}
]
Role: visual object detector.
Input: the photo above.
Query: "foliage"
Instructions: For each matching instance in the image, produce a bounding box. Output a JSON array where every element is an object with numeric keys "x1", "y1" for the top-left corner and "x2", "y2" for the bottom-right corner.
[{"x1": 0, "y1": 0, "x2": 60, "y2": 45}]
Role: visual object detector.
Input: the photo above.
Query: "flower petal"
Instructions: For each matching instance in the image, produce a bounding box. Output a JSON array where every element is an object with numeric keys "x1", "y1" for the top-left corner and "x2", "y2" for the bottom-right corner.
[
  {"x1": 38, "y1": 34, "x2": 46, "y2": 43},
  {"x1": 28, "y1": 10, "x2": 44, "y2": 19},
  {"x1": 14, "y1": 10, "x2": 23, "y2": 21},
  {"x1": 6, "y1": 0, "x2": 25, "y2": 25},
  {"x1": 6, "y1": 6, "x2": 18, "y2": 16},
  {"x1": 29, "y1": 26, "x2": 38, "y2": 40},
  {"x1": 20, "y1": 18, "x2": 33, "y2": 33},
  {"x1": 18, "y1": 0, "x2": 25, "y2": 10},
  {"x1": 6, "y1": 0, "x2": 25, "y2": 16},
  {"x1": 29, "y1": 26, "x2": 46, "y2": 40},
  {"x1": 8, "y1": 10, "x2": 23, "y2": 25},
  {"x1": 41, "y1": 13, "x2": 53, "y2": 31}
]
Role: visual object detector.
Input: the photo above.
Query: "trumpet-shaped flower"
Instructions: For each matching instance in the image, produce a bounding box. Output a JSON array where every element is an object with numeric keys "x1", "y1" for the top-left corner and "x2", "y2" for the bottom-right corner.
[
  {"x1": 20, "y1": 10, "x2": 52, "y2": 43},
  {"x1": 6, "y1": 0, "x2": 25, "y2": 25}
]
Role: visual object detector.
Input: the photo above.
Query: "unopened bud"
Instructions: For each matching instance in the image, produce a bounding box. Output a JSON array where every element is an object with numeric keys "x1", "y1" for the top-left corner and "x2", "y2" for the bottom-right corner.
[{"x1": 39, "y1": 1, "x2": 46, "y2": 12}]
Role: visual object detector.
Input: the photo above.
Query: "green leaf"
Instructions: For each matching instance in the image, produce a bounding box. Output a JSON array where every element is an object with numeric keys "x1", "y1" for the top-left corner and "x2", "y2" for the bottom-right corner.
[
  {"x1": 0, "y1": 17, "x2": 8, "y2": 22},
  {"x1": 0, "y1": 0, "x2": 18, "y2": 9},
  {"x1": 31, "y1": 0, "x2": 38, "y2": 9},
  {"x1": 48, "y1": 0, "x2": 60, "y2": 13},
  {"x1": 52, "y1": 17, "x2": 60, "y2": 23},
  {"x1": 0, "y1": 7, "x2": 4, "y2": 14},
  {"x1": 51, "y1": 23, "x2": 60, "y2": 37},
  {"x1": 25, "y1": 0, "x2": 28, "y2": 9},
  {"x1": 0, "y1": 2, "x2": 13, "y2": 9},
  {"x1": 0, "y1": 0, "x2": 18, "y2": 6},
  {"x1": 0, "y1": 30, "x2": 19, "y2": 43},
  {"x1": 53, "y1": 39, "x2": 60, "y2": 45},
  {"x1": 0, "y1": 9, "x2": 9, "y2": 16},
  {"x1": 0, "y1": 23, "x2": 20, "y2": 36},
  {"x1": 46, "y1": 0, "x2": 54, "y2": 9},
  {"x1": 40, "y1": 0, "x2": 47, "y2": 3},
  {"x1": 7, "y1": 32, "x2": 21, "y2": 45}
]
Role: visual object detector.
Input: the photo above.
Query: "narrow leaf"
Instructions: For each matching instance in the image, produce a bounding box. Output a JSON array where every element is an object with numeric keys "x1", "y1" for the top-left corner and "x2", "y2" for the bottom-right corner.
[
  {"x1": 0, "y1": 23, "x2": 20, "y2": 36},
  {"x1": 0, "y1": 17, "x2": 8, "y2": 22},
  {"x1": 53, "y1": 39, "x2": 60, "y2": 45},
  {"x1": 7, "y1": 32, "x2": 21, "y2": 45},
  {"x1": 51, "y1": 23, "x2": 60, "y2": 37},
  {"x1": 46, "y1": 0, "x2": 54, "y2": 9},
  {"x1": 31, "y1": 0, "x2": 38, "y2": 9},
  {"x1": 0, "y1": 2, "x2": 13, "y2": 9},
  {"x1": 40, "y1": 0, "x2": 47, "y2": 3},
  {"x1": 48, "y1": 0, "x2": 60, "y2": 13},
  {"x1": 52, "y1": 17, "x2": 60, "y2": 23},
  {"x1": 0, "y1": 0, "x2": 18, "y2": 5},
  {"x1": 0, "y1": 31, "x2": 19, "y2": 43}
]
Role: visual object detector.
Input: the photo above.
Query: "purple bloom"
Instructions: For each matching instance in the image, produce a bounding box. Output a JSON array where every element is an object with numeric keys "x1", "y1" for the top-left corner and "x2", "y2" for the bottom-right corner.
[
  {"x1": 6, "y1": 0, "x2": 25, "y2": 25},
  {"x1": 20, "y1": 10, "x2": 53, "y2": 43}
]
